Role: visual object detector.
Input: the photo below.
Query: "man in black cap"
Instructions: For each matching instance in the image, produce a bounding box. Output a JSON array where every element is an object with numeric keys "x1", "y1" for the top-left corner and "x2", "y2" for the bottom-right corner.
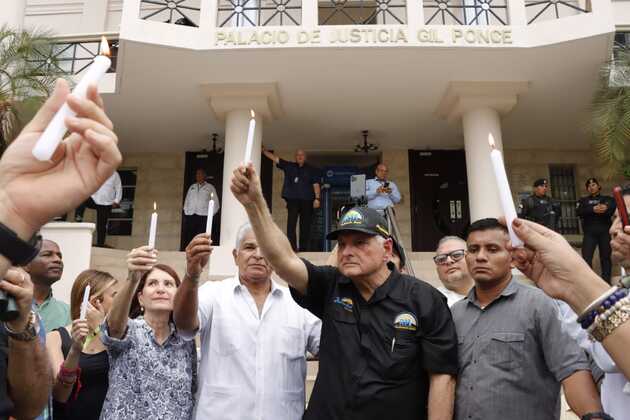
[
  {"x1": 519, "y1": 178, "x2": 561, "y2": 231},
  {"x1": 577, "y1": 178, "x2": 616, "y2": 283},
  {"x1": 230, "y1": 163, "x2": 458, "y2": 420}
]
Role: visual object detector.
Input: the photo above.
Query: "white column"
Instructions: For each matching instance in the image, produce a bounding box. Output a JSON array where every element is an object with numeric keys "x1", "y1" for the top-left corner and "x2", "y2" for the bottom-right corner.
[
  {"x1": 220, "y1": 109, "x2": 263, "y2": 248},
  {"x1": 507, "y1": 0, "x2": 527, "y2": 26},
  {"x1": 462, "y1": 106, "x2": 504, "y2": 222},
  {"x1": 4, "y1": 0, "x2": 26, "y2": 29}
]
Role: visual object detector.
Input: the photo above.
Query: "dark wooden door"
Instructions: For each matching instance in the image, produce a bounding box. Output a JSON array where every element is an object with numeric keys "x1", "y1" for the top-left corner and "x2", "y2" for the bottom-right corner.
[
  {"x1": 409, "y1": 150, "x2": 470, "y2": 252},
  {"x1": 181, "y1": 150, "x2": 273, "y2": 250}
]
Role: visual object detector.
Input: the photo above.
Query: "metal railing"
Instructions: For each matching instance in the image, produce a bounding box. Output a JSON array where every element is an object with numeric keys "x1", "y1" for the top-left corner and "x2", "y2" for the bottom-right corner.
[
  {"x1": 385, "y1": 207, "x2": 415, "y2": 277},
  {"x1": 140, "y1": 0, "x2": 201, "y2": 26},
  {"x1": 525, "y1": 0, "x2": 590, "y2": 25},
  {"x1": 217, "y1": 0, "x2": 302, "y2": 27},
  {"x1": 32, "y1": 39, "x2": 119, "y2": 76},
  {"x1": 319, "y1": 0, "x2": 407, "y2": 25},
  {"x1": 424, "y1": 0, "x2": 508, "y2": 25}
]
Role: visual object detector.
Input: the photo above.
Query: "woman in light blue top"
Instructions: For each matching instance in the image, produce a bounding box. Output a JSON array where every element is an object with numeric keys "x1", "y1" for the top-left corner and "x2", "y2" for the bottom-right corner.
[{"x1": 99, "y1": 246, "x2": 196, "y2": 420}]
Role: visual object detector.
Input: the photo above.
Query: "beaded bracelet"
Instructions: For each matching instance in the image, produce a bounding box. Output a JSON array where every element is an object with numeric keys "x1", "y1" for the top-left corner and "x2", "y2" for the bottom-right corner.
[
  {"x1": 579, "y1": 288, "x2": 627, "y2": 330},
  {"x1": 590, "y1": 299, "x2": 630, "y2": 342},
  {"x1": 588, "y1": 296, "x2": 630, "y2": 336}
]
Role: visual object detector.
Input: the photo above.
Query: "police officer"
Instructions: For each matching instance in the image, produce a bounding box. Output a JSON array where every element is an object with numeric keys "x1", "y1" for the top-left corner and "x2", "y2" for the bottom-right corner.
[
  {"x1": 577, "y1": 177, "x2": 616, "y2": 283},
  {"x1": 519, "y1": 178, "x2": 561, "y2": 231}
]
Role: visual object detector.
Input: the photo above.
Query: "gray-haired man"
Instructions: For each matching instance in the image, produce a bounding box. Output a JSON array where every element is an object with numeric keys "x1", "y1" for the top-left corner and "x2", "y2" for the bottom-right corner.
[{"x1": 173, "y1": 225, "x2": 321, "y2": 420}]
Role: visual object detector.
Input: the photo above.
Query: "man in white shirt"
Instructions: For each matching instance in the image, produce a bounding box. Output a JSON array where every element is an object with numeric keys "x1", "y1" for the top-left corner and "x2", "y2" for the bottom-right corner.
[
  {"x1": 433, "y1": 236, "x2": 473, "y2": 307},
  {"x1": 173, "y1": 223, "x2": 322, "y2": 420},
  {"x1": 365, "y1": 163, "x2": 401, "y2": 213},
  {"x1": 183, "y1": 168, "x2": 220, "y2": 248},
  {"x1": 74, "y1": 171, "x2": 122, "y2": 247}
]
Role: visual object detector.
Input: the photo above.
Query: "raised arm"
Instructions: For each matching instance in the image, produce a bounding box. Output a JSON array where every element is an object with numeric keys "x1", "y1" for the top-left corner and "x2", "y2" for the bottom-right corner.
[
  {"x1": 262, "y1": 147, "x2": 279, "y2": 164},
  {"x1": 389, "y1": 182, "x2": 401, "y2": 204},
  {"x1": 173, "y1": 233, "x2": 212, "y2": 336},
  {"x1": 511, "y1": 218, "x2": 630, "y2": 379},
  {"x1": 0, "y1": 80, "x2": 121, "y2": 280},
  {"x1": 107, "y1": 246, "x2": 156, "y2": 338},
  {"x1": 231, "y1": 164, "x2": 309, "y2": 293}
]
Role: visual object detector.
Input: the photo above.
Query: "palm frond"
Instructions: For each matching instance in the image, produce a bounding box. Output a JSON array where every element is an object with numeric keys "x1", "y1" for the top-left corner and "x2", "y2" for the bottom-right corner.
[
  {"x1": 0, "y1": 25, "x2": 63, "y2": 151},
  {"x1": 591, "y1": 44, "x2": 630, "y2": 179}
]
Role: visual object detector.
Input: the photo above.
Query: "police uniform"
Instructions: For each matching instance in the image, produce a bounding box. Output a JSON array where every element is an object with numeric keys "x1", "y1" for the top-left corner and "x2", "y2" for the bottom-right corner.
[
  {"x1": 277, "y1": 158, "x2": 321, "y2": 252},
  {"x1": 290, "y1": 207, "x2": 458, "y2": 420},
  {"x1": 577, "y1": 192, "x2": 616, "y2": 282},
  {"x1": 519, "y1": 180, "x2": 561, "y2": 231}
]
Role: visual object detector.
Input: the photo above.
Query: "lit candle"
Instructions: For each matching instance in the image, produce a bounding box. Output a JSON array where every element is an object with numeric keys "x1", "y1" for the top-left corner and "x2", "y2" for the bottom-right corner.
[
  {"x1": 80, "y1": 284, "x2": 91, "y2": 320},
  {"x1": 206, "y1": 194, "x2": 214, "y2": 234},
  {"x1": 32, "y1": 37, "x2": 112, "y2": 161},
  {"x1": 148, "y1": 202, "x2": 158, "y2": 249},
  {"x1": 488, "y1": 134, "x2": 523, "y2": 248},
  {"x1": 243, "y1": 110, "x2": 256, "y2": 164}
]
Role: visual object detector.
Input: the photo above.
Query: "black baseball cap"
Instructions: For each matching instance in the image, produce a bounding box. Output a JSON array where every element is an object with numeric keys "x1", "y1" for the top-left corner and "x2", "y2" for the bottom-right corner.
[
  {"x1": 327, "y1": 206, "x2": 390, "y2": 240},
  {"x1": 533, "y1": 178, "x2": 548, "y2": 187}
]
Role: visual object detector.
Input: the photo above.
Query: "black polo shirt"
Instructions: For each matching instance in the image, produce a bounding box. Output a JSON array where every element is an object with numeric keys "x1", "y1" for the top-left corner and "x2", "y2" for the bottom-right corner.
[
  {"x1": 277, "y1": 159, "x2": 320, "y2": 201},
  {"x1": 291, "y1": 259, "x2": 458, "y2": 420}
]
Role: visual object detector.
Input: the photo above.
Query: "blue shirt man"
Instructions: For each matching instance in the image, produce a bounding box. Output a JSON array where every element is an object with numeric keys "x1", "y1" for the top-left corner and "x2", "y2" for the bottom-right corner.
[{"x1": 366, "y1": 163, "x2": 401, "y2": 212}]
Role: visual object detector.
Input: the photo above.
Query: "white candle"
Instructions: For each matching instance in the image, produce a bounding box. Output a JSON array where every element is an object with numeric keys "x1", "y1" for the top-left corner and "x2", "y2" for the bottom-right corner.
[
  {"x1": 206, "y1": 195, "x2": 214, "y2": 234},
  {"x1": 148, "y1": 202, "x2": 158, "y2": 249},
  {"x1": 80, "y1": 284, "x2": 91, "y2": 320},
  {"x1": 243, "y1": 110, "x2": 256, "y2": 164},
  {"x1": 32, "y1": 37, "x2": 112, "y2": 162},
  {"x1": 488, "y1": 134, "x2": 524, "y2": 248}
]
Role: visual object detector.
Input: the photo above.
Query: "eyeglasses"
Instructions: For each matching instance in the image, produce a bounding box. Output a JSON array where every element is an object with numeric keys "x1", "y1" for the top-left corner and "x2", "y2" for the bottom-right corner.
[{"x1": 433, "y1": 249, "x2": 466, "y2": 265}]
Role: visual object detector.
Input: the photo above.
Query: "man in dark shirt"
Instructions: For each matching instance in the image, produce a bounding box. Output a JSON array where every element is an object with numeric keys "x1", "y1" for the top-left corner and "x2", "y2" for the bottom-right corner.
[
  {"x1": 262, "y1": 147, "x2": 321, "y2": 251},
  {"x1": 230, "y1": 163, "x2": 458, "y2": 420},
  {"x1": 519, "y1": 178, "x2": 561, "y2": 231},
  {"x1": 577, "y1": 178, "x2": 616, "y2": 283}
]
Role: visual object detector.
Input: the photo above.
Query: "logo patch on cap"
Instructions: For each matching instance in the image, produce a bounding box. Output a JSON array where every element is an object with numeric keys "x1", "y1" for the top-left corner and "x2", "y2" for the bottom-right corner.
[
  {"x1": 394, "y1": 312, "x2": 417, "y2": 331},
  {"x1": 340, "y1": 209, "x2": 364, "y2": 226},
  {"x1": 334, "y1": 297, "x2": 354, "y2": 312}
]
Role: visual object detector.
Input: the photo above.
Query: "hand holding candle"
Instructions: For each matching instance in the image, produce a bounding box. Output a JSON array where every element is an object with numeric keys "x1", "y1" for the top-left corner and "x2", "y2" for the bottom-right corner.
[
  {"x1": 32, "y1": 37, "x2": 112, "y2": 162},
  {"x1": 80, "y1": 285, "x2": 91, "y2": 320},
  {"x1": 488, "y1": 134, "x2": 524, "y2": 248},
  {"x1": 243, "y1": 110, "x2": 256, "y2": 164},
  {"x1": 148, "y1": 202, "x2": 158, "y2": 249},
  {"x1": 206, "y1": 194, "x2": 215, "y2": 235}
]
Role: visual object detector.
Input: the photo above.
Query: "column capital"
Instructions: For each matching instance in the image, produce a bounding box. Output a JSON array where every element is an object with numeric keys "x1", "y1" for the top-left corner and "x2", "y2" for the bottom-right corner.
[
  {"x1": 435, "y1": 81, "x2": 529, "y2": 123},
  {"x1": 201, "y1": 82, "x2": 284, "y2": 121}
]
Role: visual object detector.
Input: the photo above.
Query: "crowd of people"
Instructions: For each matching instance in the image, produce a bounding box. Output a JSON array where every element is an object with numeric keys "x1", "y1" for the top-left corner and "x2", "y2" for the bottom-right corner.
[{"x1": 1, "y1": 78, "x2": 630, "y2": 420}]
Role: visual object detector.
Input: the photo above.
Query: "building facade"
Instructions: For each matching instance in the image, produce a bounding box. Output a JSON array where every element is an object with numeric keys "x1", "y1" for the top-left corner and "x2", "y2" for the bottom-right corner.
[{"x1": 3, "y1": 0, "x2": 629, "y2": 282}]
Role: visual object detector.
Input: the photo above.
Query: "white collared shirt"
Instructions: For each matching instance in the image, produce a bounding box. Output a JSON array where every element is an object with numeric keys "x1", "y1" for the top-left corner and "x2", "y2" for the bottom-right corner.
[
  {"x1": 91, "y1": 172, "x2": 122, "y2": 206},
  {"x1": 183, "y1": 182, "x2": 219, "y2": 216},
  {"x1": 193, "y1": 276, "x2": 321, "y2": 420},
  {"x1": 437, "y1": 286, "x2": 466, "y2": 308}
]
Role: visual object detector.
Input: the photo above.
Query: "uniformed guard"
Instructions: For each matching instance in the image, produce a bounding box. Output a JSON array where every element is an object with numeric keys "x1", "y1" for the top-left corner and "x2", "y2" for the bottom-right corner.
[
  {"x1": 519, "y1": 178, "x2": 561, "y2": 231},
  {"x1": 577, "y1": 177, "x2": 616, "y2": 283}
]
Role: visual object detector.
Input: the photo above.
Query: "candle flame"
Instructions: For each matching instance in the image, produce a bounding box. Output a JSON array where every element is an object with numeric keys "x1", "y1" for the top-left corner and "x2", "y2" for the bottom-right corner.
[
  {"x1": 211, "y1": 192, "x2": 214, "y2": 199},
  {"x1": 100, "y1": 36, "x2": 111, "y2": 57},
  {"x1": 250, "y1": 109, "x2": 255, "y2": 119},
  {"x1": 488, "y1": 133, "x2": 496, "y2": 150},
  {"x1": 153, "y1": 202, "x2": 157, "y2": 211}
]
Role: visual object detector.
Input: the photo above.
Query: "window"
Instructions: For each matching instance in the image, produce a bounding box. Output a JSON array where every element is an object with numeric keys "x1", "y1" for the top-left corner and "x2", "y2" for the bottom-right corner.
[
  {"x1": 107, "y1": 169, "x2": 137, "y2": 236},
  {"x1": 549, "y1": 165, "x2": 579, "y2": 235}
]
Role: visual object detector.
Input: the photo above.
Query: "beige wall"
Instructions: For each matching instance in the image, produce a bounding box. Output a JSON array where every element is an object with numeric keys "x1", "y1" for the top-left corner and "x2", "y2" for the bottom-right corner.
[{"x1": 90, "y1": 148, "x2": 625, "y2": 253}]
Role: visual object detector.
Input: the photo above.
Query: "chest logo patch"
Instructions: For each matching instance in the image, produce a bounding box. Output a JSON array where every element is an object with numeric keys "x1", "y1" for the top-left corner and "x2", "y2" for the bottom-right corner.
[
  {"x1": 333, "y1": 297, "x2": 354, "y2": 312},
  {"x1": 394, "y1": 312, "x2": 418, "y2": 331}
]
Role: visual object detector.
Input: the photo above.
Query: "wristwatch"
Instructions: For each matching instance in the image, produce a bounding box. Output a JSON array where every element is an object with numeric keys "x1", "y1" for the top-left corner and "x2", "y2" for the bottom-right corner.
[
  {"x1": 581, "y1": 412, "x2": 614, "y2": 420},
  {"x1": 0, "y1": 221, "x2": 42, "y2": 265},
  {"x1": 4, "y1": 311, "x2": 38, "y2": 342}
]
